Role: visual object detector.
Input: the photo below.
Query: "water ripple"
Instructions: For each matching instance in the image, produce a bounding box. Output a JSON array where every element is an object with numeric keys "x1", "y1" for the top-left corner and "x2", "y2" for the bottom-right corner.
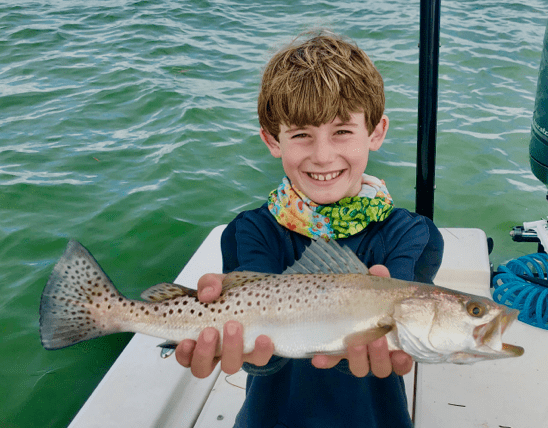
[{"x1": 2, "y1": 1, "x2": 548, "y2": 426}]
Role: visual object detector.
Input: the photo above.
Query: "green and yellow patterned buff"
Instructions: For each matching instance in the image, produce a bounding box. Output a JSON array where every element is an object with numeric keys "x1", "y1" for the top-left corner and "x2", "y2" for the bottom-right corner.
[{"x1": 268, "y1": 174, "x2": 394, "y2": 240}]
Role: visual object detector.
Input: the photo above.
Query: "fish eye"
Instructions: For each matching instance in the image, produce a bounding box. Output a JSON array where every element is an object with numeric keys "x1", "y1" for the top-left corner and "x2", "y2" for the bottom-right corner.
[{"x1": 466, "y1": 301, "x2": 486, "y2": 317}]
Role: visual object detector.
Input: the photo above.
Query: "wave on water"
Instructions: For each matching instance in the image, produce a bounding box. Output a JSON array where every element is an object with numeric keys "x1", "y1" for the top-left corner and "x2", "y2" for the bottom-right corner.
[{"x1": 1, "y1": 1, "x2": 548, "y2": 427}]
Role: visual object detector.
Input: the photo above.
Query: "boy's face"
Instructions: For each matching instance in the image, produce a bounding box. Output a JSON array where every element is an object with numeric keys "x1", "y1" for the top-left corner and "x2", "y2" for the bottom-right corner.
[{"x1": 261, "y1": 112, "x2": 388, "y2": 205}]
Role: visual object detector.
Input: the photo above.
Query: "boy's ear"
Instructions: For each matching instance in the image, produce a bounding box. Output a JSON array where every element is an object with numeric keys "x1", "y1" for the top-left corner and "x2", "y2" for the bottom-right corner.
[
  {"x1": 260, "y1": 128, "x2": 282, "y2": 158},
  {"x1": 369, "y1": 115, "x2": 389, "y2": 151}
]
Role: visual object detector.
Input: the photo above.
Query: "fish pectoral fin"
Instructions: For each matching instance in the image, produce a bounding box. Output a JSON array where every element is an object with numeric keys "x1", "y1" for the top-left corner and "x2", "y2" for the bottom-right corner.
[
  {"x1": 344, "y1": 325, "x2": 394, "y2": 348},
  {"x1": 140, "y1": 283, "x2": 197, "y2": 302},
  {"x1": 283, "y1": 239, "x2": 369, "y2": 275}
]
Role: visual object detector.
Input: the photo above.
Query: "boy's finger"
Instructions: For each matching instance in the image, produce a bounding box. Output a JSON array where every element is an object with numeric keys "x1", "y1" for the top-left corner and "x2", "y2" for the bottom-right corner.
[
  {"x1": 367, "y1": 336, "x2": 392, "y2": 379},
  {"x1": 311, "y1": 353, "x2": 344, "y2": 369},
  {"x1": 221, "y1": 321, "x2": 244, "y2": 374},
  {"x1": 175, "y1": 339, "x2": 196, "y2": 368},
  {"x1": 197, "y1": 273, "x2": 226, "y2": 302},
  {"x1": 245, "y1": 335, "x2": 274, "y2": 367},
  {"x1": 191, "y1": 327, "x2": 220, "y2": 378},
  {"x1": 390, "y1": 350, "x2": 414, "y2": 376},
  {"x1": 368, "y1": 264, "x2": 390, "y2": 278},
  {"x1": 347, "y1": 344, "x2": 370, "y2": 378}
]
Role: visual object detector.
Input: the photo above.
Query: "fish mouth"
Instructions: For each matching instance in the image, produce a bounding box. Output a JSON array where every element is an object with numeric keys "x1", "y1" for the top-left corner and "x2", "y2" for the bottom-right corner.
[{"x1": 473, "y1": 308, "x2": 524, "y2": 358}]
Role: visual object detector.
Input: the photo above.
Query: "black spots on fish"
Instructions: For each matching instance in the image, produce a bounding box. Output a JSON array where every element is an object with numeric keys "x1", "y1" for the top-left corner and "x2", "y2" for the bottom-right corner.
[{"x1": 178, "y1": 308, "x2": 182, "y2": 314}]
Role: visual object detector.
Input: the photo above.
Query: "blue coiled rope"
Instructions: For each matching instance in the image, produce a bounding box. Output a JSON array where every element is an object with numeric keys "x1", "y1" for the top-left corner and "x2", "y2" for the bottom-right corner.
[{"x1": 492, "y1": 253, "x2": 548, "y2": 330}]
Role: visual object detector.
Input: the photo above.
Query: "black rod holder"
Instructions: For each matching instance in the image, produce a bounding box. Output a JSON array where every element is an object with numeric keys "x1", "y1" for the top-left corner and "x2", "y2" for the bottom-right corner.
[{"x1": 415, "y1": 0, "x2": 441, "y2": 220}]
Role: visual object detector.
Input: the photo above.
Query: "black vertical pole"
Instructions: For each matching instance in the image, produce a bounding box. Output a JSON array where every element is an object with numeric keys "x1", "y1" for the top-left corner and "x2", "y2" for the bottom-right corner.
[
  {"x1": 415, "y1": 0, "x2": 441, "y2": 220},
  {"x1": 413, "y1": 1, "x2": 441, "y2": 423}
]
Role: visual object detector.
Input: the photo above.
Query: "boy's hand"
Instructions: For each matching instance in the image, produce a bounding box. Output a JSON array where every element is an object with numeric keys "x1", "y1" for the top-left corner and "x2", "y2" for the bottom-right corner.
[
  {"x1": 311, "y1": 264, "x2": 414, "y2": 378},
  {"x1": 175, "y1": 273, "x2": 274, "y2": 379}
]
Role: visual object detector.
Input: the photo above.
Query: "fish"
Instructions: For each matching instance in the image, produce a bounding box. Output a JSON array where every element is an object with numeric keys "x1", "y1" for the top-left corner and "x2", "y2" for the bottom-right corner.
[{"x1": 39, "y1": 238, "x2": 524, "y2": 364}]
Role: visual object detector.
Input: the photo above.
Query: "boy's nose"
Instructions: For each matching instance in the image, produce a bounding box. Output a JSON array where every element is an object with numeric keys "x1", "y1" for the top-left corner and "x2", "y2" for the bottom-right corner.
[{"x1": 310, "y1": 137, "x2": 336, "y2": 165}]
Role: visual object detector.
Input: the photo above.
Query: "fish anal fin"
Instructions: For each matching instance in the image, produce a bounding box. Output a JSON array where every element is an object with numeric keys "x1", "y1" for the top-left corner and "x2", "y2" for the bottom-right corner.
[
  {"x1": 343, "y1": 325, "x2": 394, "y2": 348},
  {"x1": 140, "y1": 283, "x2": 197, "y2": 302}
]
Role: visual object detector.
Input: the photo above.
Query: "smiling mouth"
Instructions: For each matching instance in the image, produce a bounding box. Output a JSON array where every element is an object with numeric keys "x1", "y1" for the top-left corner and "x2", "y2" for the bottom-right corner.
[{"x1": 307, "y1": 170, "x2": 343, "y2": 182}]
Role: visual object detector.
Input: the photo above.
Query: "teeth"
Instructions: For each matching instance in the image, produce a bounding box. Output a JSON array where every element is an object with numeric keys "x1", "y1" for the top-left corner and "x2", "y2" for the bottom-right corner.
[{"x1": 309, "y1": 171, "x2": 342, "y2": 181}]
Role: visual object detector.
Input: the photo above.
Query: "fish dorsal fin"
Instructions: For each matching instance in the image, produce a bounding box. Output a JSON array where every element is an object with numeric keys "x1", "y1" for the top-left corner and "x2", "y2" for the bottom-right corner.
[
  {"x1": 283, "y1": 239, "x2": 369, "y2": 275},
  {"x1": 222, "y1": 271, "x2": 270, "y2": 291},
  {"x1": 140, "y1": 282, "x2": 197, "y2": 302}
]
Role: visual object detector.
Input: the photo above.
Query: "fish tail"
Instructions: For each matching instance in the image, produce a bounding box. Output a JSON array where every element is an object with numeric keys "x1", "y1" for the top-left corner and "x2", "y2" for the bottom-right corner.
[{"x1": 40, "y1": 240, "x2": 125, "y2": 350}]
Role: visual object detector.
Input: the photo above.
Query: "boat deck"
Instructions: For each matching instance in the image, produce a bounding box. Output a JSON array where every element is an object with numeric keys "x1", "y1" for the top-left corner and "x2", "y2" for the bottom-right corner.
[{"x1": 68, "y1": 226, "x2": 548, "y2": 427}]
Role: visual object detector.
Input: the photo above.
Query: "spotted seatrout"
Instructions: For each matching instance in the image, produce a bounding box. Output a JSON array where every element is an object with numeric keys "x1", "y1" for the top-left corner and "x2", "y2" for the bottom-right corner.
[{"x1": 40, "y1": 239, "x2": 524, "y2": 364}]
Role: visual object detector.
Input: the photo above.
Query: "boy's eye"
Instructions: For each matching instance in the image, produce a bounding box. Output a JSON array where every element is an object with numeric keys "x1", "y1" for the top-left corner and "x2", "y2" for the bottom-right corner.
[
  {"x1": 335, "y1": 130, "x2": 351, "y2": 135},
  {"x1": 291, "y1": 133, "x2": 309, "y2": 139}
]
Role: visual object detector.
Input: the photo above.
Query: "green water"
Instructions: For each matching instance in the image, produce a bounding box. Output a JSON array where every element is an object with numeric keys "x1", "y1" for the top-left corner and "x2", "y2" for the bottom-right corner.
[{"x1": 1, "y1": 1, "x2": 548, "y2": 426}]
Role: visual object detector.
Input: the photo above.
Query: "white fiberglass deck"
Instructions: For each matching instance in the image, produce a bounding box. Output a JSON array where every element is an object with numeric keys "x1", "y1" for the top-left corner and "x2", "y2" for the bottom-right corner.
[{"x1": 68, "y1": 226, "x2": 548, "y2": 428}]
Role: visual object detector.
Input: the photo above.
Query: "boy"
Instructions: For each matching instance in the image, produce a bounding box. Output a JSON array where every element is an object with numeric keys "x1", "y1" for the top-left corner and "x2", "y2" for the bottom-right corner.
[{"x1": 176, "y1": 31, "x2": 443, "y2": 427}]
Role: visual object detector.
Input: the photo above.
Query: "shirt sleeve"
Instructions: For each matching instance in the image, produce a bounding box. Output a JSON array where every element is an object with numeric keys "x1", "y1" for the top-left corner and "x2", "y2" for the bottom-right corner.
[
  {"x1": 222, "y1": 209, "x2": 289, "y2": 274},
  {"x1": 373, "y1": 210, "x2": 443, "y2": 283}
]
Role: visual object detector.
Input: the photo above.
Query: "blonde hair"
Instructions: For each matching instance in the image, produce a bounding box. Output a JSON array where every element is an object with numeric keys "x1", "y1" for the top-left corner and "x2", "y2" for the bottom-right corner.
[{"x1": 258, "y1": 31, "x2": 385, "y2": 140}]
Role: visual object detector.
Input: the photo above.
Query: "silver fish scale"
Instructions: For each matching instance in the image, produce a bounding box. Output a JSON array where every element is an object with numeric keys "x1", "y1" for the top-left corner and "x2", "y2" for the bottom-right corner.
[{"x1": 115, "y1": 272, "x2": 382, "y2": 341}]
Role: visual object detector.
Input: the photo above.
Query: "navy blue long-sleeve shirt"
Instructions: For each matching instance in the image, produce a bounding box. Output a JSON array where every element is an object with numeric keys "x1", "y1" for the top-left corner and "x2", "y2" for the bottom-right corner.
[{"x1": 221, "y1": 204, "x2": 443, "y2": 428}]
